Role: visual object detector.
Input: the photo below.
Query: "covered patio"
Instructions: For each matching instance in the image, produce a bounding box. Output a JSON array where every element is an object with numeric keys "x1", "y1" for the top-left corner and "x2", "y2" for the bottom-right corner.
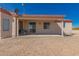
[{"x1": 16, "y1": 15, "x2": 64, "y2": 36}]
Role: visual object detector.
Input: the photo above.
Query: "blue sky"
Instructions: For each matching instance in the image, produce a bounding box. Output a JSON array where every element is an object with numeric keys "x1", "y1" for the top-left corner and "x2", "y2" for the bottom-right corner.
[{"x1": 0, "y1": 3, "x2": 79, "y2": 28}]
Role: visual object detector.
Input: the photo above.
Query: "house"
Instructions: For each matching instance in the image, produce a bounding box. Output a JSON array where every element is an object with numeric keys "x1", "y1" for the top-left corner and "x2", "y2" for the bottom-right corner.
[{"x1": 0, "y1": 8, "x2": 72, "y2": 39}]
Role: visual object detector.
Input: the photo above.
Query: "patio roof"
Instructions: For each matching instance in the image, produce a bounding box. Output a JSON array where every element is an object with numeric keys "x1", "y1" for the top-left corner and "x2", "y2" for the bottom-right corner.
[{"x1": 18, "y1": 14, "x2": 64, "y2": 21}]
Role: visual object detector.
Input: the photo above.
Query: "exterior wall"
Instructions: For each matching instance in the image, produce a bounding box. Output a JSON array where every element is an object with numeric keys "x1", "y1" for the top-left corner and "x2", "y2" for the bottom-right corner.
[
  {"x1": 36, "y1": 21, "x2": 62, "y2": 35},
  {"x1": 0, "y1": 12, "x2": 13, "y2": 38},
  {"x1": 22, "y1": 20, "x2": 62, "y2": 35},
  {"x1": 64, "y1": 22, "x2": 72, "y2": 35},
  {"x1": 0, "y1": 12, "x2": 1, "y2": 39},
  {"x1": 23, "y1": 20, "x2": 28, "y2": 30},
  {"x1": 12, "y1": 17, "x2": 17, "y2": 37}
]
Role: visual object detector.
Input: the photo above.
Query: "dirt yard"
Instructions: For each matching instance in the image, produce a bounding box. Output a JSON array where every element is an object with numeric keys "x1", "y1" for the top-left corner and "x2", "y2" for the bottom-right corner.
[{"x1": 0, "y1": 34, "x2": 79, "y2": 56}]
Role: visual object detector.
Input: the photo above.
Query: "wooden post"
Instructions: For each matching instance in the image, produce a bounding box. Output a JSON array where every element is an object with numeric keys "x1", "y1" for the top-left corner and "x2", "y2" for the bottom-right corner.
[
  {"x1": 12, "y1": 17, "x2": 17, "y2": 38},
  {"x1": 17, "y1": 18, "x2": 19, "y2": 36},
  {"x1": 61, "y1": 20, "x2": 64, "y2": 37}
]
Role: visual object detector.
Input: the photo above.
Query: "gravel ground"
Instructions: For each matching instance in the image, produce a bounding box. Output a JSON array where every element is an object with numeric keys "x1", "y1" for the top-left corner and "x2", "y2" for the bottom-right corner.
[{"x1": 0, "y1": 35, "x2": 79, "y2": 56}]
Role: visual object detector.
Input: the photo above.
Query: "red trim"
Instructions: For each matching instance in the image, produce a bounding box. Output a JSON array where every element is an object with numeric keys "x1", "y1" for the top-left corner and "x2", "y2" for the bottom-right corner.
[
  {"x1": 0, "y1": 8, "x2": 18, "y2": 17},
  {"x1": 64, "y1": 20, "x2": 72, "y2": 22},
  {"x1": 0, "y1": 8, "x2": 12, "y2": 16}
]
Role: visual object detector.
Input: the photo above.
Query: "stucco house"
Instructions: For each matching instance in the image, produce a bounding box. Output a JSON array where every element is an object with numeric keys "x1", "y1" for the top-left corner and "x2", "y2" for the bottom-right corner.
[{"x1": 0, "y1": 8, "x2": 72, "y2": 39}]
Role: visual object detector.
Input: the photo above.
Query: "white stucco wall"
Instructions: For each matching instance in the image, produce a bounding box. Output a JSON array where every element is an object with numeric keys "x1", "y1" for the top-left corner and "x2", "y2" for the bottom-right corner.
[
  {"x1": 12, "y1": 17, "x2": 17, "y2": 37},
  {"x1": 0, "y1": 12, "x2": 1, "y2": 39},
  {"x1": 0, "y1": 12, "x2": 13, "y2": 38},
  {"x1": 36, "y1": 21, "x2": 62, "y2": 35},
  {"x1": 22, "y1": 20, "x2": 63, "y2": 35},
  {"x1": 64, "y1": 22, "x2": 72, "y2": 35}
]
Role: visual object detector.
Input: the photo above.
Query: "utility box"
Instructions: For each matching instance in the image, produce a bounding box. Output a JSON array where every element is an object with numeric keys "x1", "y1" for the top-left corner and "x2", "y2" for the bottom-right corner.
[{"x1": 64, "y1": 20, "x2": 72, "y2": 36}]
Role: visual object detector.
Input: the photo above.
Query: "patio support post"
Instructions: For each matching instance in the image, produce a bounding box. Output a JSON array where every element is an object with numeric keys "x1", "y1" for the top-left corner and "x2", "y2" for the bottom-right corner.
[
  {"x1": 12, "y1": 17, "x2": 17, "y2": 38},
  {"x1": 61, "y1": 20, "x2": 64, "y2": 37},
  {"x1": 17, "y1": 18, "x2": 19, "y2": 36}
]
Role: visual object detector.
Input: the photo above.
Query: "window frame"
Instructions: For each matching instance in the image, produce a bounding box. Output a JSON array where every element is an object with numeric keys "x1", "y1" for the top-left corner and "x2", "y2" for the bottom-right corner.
[
  {"x1": 3, "y1": 18, "x2": 10, "y2": 31},
  {"x1": 43, "y1": 22, "x2": 50, "y2": 29}
]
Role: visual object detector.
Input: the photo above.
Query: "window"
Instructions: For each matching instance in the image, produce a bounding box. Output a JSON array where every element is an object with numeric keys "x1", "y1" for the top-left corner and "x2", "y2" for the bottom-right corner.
[
  {"x1": 64, "y1": 22, "x2": 66, "y2": 28},
  {"x1": 3, "y1": 19, "x2": 10, "y2": 31},
  {"x1": 44, "y1": 22, "x2": 50, "y2": 29}
]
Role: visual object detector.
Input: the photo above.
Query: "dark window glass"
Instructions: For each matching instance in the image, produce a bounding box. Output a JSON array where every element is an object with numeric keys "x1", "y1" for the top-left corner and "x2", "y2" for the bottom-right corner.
[
  {"x1": 44, "y1": 22, "x2": 50, "y2": 29},
  {"x1": 3, "y1": 19, "x2": 10, "y2": 31},
  {"x1": 64, "y1": 22, "x2": 66, "y2": 28}
]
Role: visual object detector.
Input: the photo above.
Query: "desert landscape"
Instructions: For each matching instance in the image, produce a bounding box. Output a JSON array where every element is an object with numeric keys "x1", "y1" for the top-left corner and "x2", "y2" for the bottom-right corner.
[{"x1": 0, "y1": 30, "x2": 78, "y2": 56}]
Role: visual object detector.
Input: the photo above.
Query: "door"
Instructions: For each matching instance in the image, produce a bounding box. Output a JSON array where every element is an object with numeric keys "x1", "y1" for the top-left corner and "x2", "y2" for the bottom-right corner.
[
  {"x1": 28, "y1": 22, "x2": 36, "y2": 33},
  {"x1": 19, "y1": 21, "x2": 23, "y2": 35}
]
